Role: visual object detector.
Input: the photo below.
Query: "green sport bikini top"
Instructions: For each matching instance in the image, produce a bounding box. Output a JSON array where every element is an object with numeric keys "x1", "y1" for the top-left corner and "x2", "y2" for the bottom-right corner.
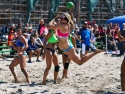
[
  {"x1": 48, "y1": 30, "x2": 58, "y2": 43},
  {"x1": 68, "y1": 34, "x2": 73, "y2": 44}
]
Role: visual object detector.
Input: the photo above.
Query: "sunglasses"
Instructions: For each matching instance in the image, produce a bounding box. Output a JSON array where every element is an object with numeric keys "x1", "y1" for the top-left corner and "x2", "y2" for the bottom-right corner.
[
  {"x1": 60, "y1": 16, "x2": 64, "y2": 21},
  {"x1": 60, "y1": 15, "x2": 69, "y2": 22}
]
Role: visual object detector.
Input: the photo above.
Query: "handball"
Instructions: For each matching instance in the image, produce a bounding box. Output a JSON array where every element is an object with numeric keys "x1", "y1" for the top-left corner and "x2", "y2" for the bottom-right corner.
[{"x1": 66, "y1": 2, "x2": 75, "y2": 9}]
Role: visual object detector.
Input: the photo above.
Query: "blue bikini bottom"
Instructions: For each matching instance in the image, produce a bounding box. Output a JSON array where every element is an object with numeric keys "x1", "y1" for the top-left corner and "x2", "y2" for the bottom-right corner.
[{"x1": 62, "y1": 41, "x2": 73, "y2": 52}]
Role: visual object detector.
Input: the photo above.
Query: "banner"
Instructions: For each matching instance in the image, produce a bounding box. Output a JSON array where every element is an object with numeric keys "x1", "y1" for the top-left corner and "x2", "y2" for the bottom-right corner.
[
  {"x1": 49, "y1": 0, "x2": 60, "y2": 21},
  {"x1": 105, "y1": 0, "x2": 117, "y2": 13},
  {"x1": 87, "y1": 0, "x2": 99, "y2": 21},
  {"x1": 26, "y1": 0, "x2": 38, "y2": 23}
]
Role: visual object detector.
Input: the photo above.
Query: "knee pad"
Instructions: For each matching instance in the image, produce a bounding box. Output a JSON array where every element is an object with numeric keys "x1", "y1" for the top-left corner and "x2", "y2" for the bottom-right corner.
[
  {"x1": 54, "y1": 66, "x2": 60, "y2": 72},
  {"x1": 64, "y1": 63, "x2": 69, "y2": 69}
]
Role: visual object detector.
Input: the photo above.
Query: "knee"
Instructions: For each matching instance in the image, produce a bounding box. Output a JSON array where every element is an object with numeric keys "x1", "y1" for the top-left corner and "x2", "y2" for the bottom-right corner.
[
  {"x1": 45, "y1": 67, "x2": 51, "y2": 71},
  {"x1": 9, "y1": 65, "x2": 12, "y2": 70},
  {"x1": 36, "y1": 49, "x2": 40, "y2": 52},
  {"x1": 29, "y1": 50, "x2": 34, "y2": 54},
  {"x1": 21, "y1": 68, "x2": 26, "y2": 73},
  {"x1": 64, "y1": 63, "x2": 69, "y2": 69},
  {"x1": 54, "y1": 66, "x2": 60, "y2": 72}
]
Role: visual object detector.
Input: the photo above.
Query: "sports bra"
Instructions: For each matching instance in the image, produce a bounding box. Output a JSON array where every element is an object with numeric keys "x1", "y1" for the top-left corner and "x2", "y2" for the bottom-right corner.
[
  {"x1": 16, "y1": 36, "x2": 25, "y2": 47},
  {"x1": 57, "y1": 29, "x2": 69, "y2": 38},
  {"x1": 48, "y1": 30, "x2": 58, "y2": 43}
]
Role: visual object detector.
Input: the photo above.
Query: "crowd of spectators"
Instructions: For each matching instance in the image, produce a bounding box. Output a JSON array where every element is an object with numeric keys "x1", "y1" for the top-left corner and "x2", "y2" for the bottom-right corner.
[{"x1": 0, "y1": 19, "x2": 124, "y2": 62}]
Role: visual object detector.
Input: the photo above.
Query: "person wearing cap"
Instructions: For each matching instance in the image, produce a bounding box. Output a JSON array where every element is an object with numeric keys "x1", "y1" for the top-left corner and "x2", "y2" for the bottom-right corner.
[
  {"x1": 9, "y1": 23, "x2": 16, "y2": 33},
  {"x1": 29, "y1": 26, "x2": 33, "y2": 34},
  {"x1": 8, "y1": 24, "x2": 16, "y2": 46},
  {"x1": 76, "y1": 21, "x2": 93, "y2": 57},
  {"x1": 1, "y1": 23, "x2": 10, "y2": 35},
  {"x1": 47, "y1": 13, "x2": 103, "y2": 66}
]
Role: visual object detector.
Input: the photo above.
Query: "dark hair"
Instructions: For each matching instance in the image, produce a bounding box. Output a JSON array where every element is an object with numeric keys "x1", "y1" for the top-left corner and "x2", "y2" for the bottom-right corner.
[
  {"x1": 30, "y1": 35, "x2": 34, "y2": 40},
  {"x1": 17, "y1": 22, "x2": 22, "y2": 29},
  {"x1": 16, "y1": 28, "x2": 22, "y2": 32}
]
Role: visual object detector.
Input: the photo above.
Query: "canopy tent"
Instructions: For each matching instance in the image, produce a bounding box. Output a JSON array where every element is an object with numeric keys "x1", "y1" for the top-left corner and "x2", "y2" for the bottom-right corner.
[{"x1": 106, "y1": 15, "x2": 125, "y2": 28}]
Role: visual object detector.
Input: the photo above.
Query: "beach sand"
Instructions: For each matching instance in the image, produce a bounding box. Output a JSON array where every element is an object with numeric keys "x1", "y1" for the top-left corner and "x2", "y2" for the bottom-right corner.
[{"x1": 0, "y1": 52, "x2": 125, "y2": 94}]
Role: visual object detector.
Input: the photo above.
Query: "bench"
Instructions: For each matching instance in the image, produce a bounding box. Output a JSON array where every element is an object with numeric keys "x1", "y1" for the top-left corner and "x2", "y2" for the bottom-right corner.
[
  {"x1": 0, "y1": 50, "x2": 15, "y2": 55},
  {"x1": 0, "y1": 42, "x2": 8, "y2": 46},
  {"x1": 0, "y1": 46, "x2": 10, "y2": 48},
  {"x1": 93, "y1": 42, "x2": 103, "y2": 49},
  {"x1": 0, "y1": 46, "x2": 16, "y2": 55}
]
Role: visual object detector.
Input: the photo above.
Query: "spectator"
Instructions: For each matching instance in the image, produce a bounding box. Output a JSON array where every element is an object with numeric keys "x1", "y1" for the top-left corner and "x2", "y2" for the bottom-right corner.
[
  {"x1": 1, "y1": 23, "x2": 10, "y2": 35},
  {"x1": 37, "y1": 19, "x2": 48, "y2": 38},
  {"x1": 107, "y1": 22, "x2": 114, "y2": 35},
  {"x1": 93, "y1": 24, "x2": 100, "y2": 38},
  {"x1": 107, "y1": 34, "x2": 117, "y2": 51},
  {"x1": 23, "y1": 27, "x2": 29, "y2": 33},
  {"x1": 9, "y1": 23, "x2": 16, "y2": 34},
  {"x1": 26, "y1": 35, "x2": 41, "y2": 63},
  {"x1": 25, "y1": 23, "x2": 29, "y2": 29},
  {"x1": 88, "y1": 25, "x2": 96, "y2": 51},
  {"x1": 34, "y1": 32, "x2": 43, "y2": 55},
  {"x1": 8, "y1": 24, "x2": 15, "y2": 46},
  {"x1": 99, "y1": 24, "x2": 104, "y2": 35},
  {"x1": 34, "y1": 32, "x2": 43, "y2": 48},
  {"x1": 29, "y1": 27, "x2": 33, "y2": 35},
  {"x1": 76, "y1": 21, "x2": 92, "y2": 57},
  {"x1": 17, "y1": 22, "x2": 23, "y2": 29}
]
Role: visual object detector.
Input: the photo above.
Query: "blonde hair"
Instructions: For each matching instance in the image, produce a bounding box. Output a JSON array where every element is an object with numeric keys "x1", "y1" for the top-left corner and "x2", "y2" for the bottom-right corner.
[
  {"x1": 63, "y1": 13, "x2": 74, "y2": 31},
  {"x1": 39, "y1": 19, "x2": 44, "y2": 24}
]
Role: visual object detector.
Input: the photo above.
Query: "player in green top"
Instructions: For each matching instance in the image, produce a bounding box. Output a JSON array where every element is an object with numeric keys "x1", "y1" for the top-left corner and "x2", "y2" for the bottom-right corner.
[{"x1": 42, "y1": 28, "x2": 59, "y2": 85}]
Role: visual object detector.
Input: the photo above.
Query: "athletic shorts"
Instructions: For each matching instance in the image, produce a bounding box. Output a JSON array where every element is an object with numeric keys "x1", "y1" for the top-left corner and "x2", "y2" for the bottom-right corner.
[{"x1": 81, "y1": 43, "x2": 90, "y2": 55}]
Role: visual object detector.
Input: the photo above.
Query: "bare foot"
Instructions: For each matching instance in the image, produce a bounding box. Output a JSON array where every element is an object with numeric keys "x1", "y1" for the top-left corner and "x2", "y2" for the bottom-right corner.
[
  {"x1": 65, "y1": 77, "x2": 69, "y2": 79},
  {"x1": 0, "y1": 55, "x2": 3, "y2": 58},
  {"x1": 57, "y1": 78, "x2": 64, "y2": 84},
  {"x1": 27, "y1": 81, "x2": 31, "y2": 84},
  {"x1": 41, "y1": 82, "x2": 46, "y2": 85},
  {"x1": 54, "y1": 80, "x2": 59, "y2": 84},
  {"x1": 12, "y1": 79, "x2": 20, "y2": 83}
]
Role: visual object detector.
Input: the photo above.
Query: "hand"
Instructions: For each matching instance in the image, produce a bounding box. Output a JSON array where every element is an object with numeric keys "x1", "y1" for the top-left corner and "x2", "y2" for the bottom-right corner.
[
  {"x1": 55, "y1": 14, "x2": 60, "y2": 19},
  {"x1": 81, "y1": 40, "x2": 84, "y2": 42},
  {"x1": 116, "y1": 27, "x2": 120, "y2": 32},
  {"x1": 41, "y1": 53, "x2": 45, "y2": 61},
  {"x1": 69, "y1": 7, "x2": 74, "y2": 11}
]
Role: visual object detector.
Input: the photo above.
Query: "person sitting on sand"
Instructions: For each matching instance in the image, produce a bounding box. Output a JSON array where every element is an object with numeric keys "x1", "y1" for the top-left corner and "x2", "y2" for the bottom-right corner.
[{"x1": 9, "y1": 28, "x2": 30, "y2": 83}]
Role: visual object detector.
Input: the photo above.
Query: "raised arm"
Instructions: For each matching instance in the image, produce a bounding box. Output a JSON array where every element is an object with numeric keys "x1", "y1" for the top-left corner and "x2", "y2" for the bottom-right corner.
[{"x1": 69, "y1": 9, "x2": 74, "y2": 20}]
